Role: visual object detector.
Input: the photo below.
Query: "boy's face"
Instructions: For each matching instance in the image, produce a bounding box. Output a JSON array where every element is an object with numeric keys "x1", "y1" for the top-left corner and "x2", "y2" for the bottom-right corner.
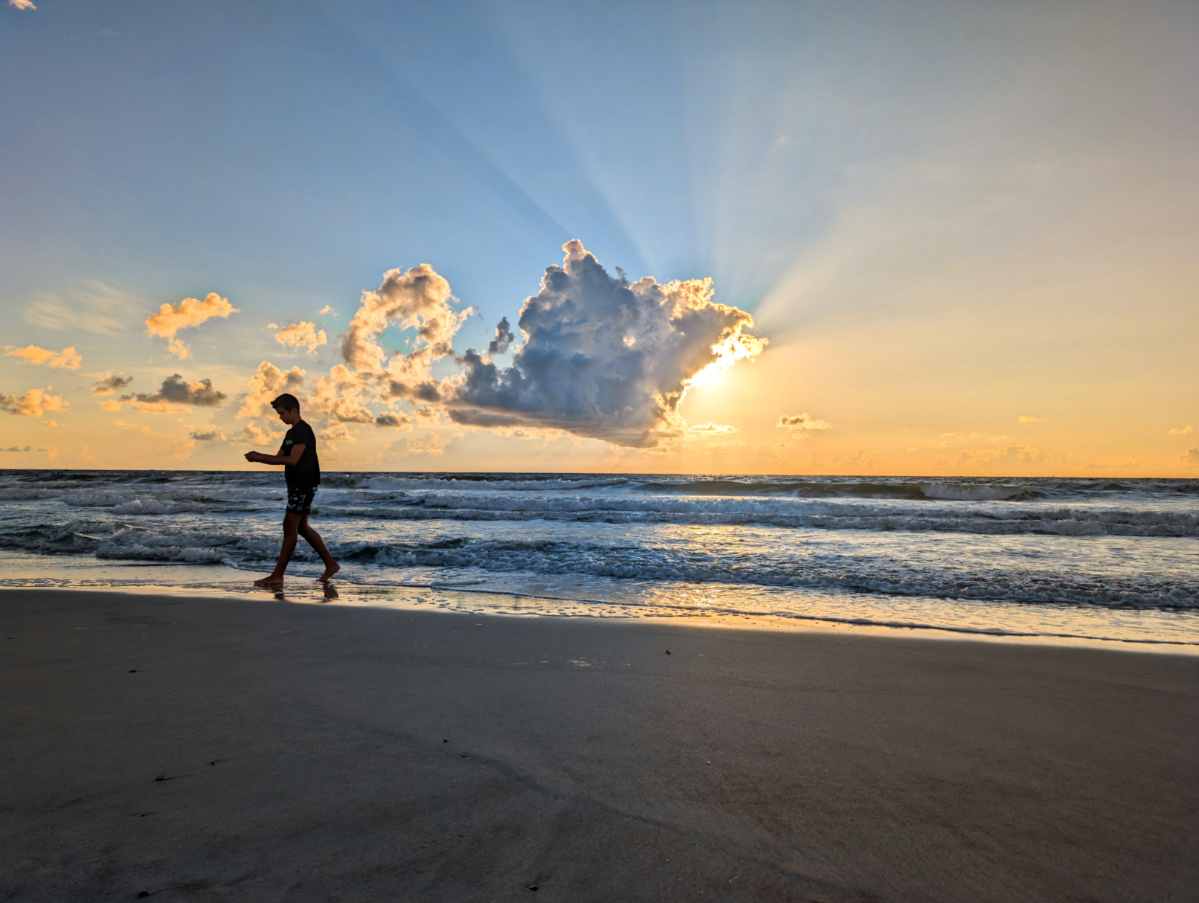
[{"x1": 273, "y1": 406, "x2": 301, "y2": 425}]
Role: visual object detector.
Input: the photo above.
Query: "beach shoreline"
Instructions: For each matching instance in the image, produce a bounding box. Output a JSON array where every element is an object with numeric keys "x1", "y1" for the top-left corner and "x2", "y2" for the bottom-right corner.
[
  {"x1": 4, "y1": 550, "x2": 1198, "y2": 653},
  {"x1": 3, "y1": 587, "x2": 1197, "y2": 901}
]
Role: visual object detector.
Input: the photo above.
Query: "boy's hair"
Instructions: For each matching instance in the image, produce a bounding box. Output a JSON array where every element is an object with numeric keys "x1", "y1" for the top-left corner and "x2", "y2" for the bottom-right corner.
[{"x1": 270, "y1": 393, "x2": 301, "y2": 413}]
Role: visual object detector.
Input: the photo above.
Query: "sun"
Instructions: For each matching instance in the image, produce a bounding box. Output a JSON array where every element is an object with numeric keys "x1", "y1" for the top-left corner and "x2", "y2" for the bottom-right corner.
[{"x1": 684, "y1": 332, "x2": 766, "y2": 393}]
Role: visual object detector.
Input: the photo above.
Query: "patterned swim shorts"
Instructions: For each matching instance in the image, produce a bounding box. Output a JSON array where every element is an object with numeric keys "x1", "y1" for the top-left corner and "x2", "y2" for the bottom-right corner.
[{"x1": 286, "y1": 485, "x2": 318, "y2": 516}]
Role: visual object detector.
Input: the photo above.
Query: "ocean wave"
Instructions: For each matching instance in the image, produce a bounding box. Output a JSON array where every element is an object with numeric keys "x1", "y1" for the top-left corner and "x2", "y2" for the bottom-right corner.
[
  {"x1": 634, "y1": 478, "x2": 1038, "y2": 501},
  {"x1": 336, "y1": 537, "x2": 1199, "y2": 610},
  {"x1": 311, "y1": 493, "x2": 1199, "y2": 537},
  {"x1": 2, "y1": 516, "x2": 1196, "y2": 610},
  {"x1": 919, "y1": 482, "x2": 1030, "y2": 501},
  {"x1": 326, "y1": 473, "x2": 634, "y2": 493}
]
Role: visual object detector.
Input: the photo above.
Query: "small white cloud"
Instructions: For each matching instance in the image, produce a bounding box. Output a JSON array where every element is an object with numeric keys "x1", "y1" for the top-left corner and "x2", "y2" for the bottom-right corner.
[
  {"x1": 237, "y1": 361, "x2": 305, "y2": 420},
  {"x1": 1168, "y1": 425, "x2": 1193, "y2": 435},
  {"x1": 189, "y1": 428, "x2": 226, "y2": 441},
  {"x1": 9, "y1": 0, "x2": 37, "y2": 11},
  {"x1": 318, "y1": 305, "x2": 336, "y2": 316},
  {"x1": 274, "y1": 321, "x2": 327, "y2": 356},
  {"x1": 146, "y1": 293, "x2": 238, "y2": 359},
  {"x1": 0, "y1": 387, "x2": 67, "y2": 417},
  {"x1": 1017, "y1": 415, "x2": 1046, "y2": 423},
  {"x1": 4, "y1": 345, "x2": 82, "y2": 369}
]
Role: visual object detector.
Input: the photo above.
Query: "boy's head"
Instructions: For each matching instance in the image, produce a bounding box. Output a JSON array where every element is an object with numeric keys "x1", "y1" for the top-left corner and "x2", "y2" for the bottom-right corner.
[{"x1": 270, "y1": 394, "x2": 301, "y2": 424}]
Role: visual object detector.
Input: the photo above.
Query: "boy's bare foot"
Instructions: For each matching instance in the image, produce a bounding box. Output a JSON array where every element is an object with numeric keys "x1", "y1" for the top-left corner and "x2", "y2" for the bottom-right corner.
[
  {"x1": 254, "y1": 575, "x2": 284, "y2": 587},
  {"x1": 318, "y1": 562, "x2": 341, "y2": 582}
]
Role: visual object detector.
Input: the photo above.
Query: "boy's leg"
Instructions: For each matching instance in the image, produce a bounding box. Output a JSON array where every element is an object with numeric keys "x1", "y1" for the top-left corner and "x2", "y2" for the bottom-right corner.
[
  {"x1": 298, "y1": 515, "x2": 340, "y2": 581},
  {"x1": 254, "y1": 512, "x2": 302, "y2": 586}
]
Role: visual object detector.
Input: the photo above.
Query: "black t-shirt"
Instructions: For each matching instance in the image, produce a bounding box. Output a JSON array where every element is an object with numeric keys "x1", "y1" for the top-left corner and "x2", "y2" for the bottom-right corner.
[{"x1": 281, "y1": 420, "x2": 320, "y2": 488}]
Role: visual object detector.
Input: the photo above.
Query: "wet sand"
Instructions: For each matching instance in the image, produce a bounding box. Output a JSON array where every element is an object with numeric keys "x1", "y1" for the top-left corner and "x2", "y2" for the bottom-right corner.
[{"x1": 2, "y1": 588, "x2": 1197, "y2": 902}]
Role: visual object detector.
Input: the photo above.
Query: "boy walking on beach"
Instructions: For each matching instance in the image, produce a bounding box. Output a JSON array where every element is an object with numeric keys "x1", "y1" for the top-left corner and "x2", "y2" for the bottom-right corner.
[{"x1": 244, "y1": 393, "x2": 339, "y2": 585}]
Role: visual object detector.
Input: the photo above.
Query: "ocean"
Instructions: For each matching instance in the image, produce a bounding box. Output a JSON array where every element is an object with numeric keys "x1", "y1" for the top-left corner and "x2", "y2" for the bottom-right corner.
[{"x1": 1, "y1": 470, "x2": 1196, "y2": 649}]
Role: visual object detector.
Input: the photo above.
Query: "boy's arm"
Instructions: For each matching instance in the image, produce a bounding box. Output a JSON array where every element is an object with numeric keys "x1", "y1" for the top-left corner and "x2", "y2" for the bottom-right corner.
[{"x1": 245, "y1": 444, "x2": 306, "y2": 466}]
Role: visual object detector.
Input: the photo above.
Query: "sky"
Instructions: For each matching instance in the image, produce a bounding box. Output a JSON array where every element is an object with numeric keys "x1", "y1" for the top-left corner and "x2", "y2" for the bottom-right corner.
[{"x1": 1, "y1": 0, "x2": 1196, "y2": 476}]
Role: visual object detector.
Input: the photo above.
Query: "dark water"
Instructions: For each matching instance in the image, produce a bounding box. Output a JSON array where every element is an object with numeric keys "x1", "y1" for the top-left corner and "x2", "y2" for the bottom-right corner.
[{"x1": 1, "y1": 470, "x2": 1196, "y2": 647}]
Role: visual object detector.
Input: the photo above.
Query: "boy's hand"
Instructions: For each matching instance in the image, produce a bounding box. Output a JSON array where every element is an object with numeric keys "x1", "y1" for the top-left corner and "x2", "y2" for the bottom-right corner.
[{"x1": 244, "y1": 451, "x2": 262, "y2": 463}]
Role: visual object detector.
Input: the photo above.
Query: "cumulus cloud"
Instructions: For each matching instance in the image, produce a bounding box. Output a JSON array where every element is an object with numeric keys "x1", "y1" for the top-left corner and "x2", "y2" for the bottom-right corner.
[
  {"x1": 1168, "y1": 425, "x2": 1193, "y2": 435},
  {"x1": 777, "y1": 413, "x2": 832, "y2": 430},
  {"x1": 237, "y1": 242, "x2": 766, "y2": 449},
  {"x1": 189, "y1": 428, "x2": 226, "y2": 441},
  {"x1": 145, "y1": 292, "x2": 237, "y2": 359},
  {"x1": 340, "y1": 263, "x2": 471, "y2": 401},
  {"x1": 9, "y1": 1, "x2": 36, "y2": 11},
  {"x1": 1017, "y1": 415, "x2": 1047, "y2": 423},
  {"x1": 688, "y1": 422, "x2": 738, "y2": 434},
  {"x1": 309, "y1": 366, "x2": 377, "y2": 423},
  {"x1": 93, "y1": 372, "x2": 133, "y2": 395},
  {"x1": 237, "y1": 361, "x2": 305, "y2": 419},
  {"x1": 98, "y1": 399, "x2": 123, "y2": 412},
  {"x1": 4, "y1": 345, "x2": 81, "y2": 369},
  {"x1": 0, "y1": 388, "x2": 66, "y2": 417},
  {"x1": 487, "y1": 317, "x2": 514, "y2": 355},
  {"x1": 318, "y1": 305, "x2": 336, "y2": 316},
  {"x1": 1183, "y1": 448, "x2": 1199, "y2": 466},
  {"x1": 274, "y1": 321, "x2": 327, "y2": 355},
  {"x1": 121, "y1": 374, "x2": 226, "y2": 412},
  {"x1": 447, "y1": 241, "x2": 765, "y2": 447}
]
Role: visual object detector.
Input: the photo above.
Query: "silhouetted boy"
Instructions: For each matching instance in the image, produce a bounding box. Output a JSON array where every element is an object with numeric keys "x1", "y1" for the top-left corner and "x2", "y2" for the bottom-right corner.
[{"x1": 244, "y1": 393, "x2": 339, "y2": 585}]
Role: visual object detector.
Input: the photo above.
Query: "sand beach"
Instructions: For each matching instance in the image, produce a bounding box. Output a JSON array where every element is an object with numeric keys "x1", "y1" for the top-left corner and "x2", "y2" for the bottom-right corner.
[{"x1": 2, "y1": 587, "x2": 1197, "y2": 901}]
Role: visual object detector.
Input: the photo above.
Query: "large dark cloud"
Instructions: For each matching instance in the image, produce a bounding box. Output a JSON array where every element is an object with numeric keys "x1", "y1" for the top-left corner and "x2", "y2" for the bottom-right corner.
[
  {"x1": 123, "y1": 374, "x2": 226, "y2": 409},
  {"x1": 446, "y1": 241, "x2": 764, "y2": 447},
  {"x1": 252, "y1": 241, "x2": 765, "y2": 449}
]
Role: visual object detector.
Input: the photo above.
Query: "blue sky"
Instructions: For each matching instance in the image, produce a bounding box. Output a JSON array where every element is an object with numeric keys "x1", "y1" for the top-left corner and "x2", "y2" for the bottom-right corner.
[{"x1": 2, "y1": 0, "x2": 1197, "y2": 473}]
